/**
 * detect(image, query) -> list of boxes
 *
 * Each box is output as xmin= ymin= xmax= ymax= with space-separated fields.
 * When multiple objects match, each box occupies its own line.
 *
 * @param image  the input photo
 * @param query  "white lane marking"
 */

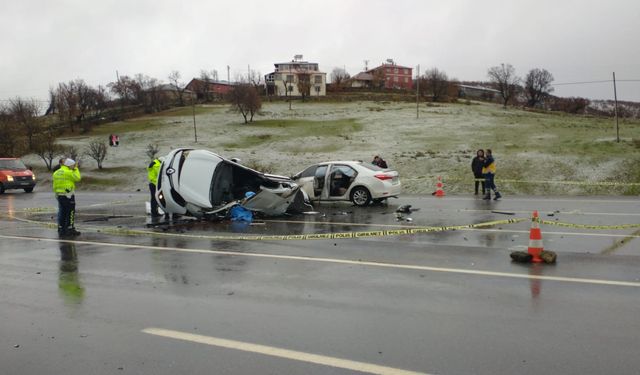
xmin=142 ymin=328 xmax=429 ymax=375
xmin=1 ymin=234 xmax=639 ymax=288
xmin=409 ymin=196 xmax=640 ymax=204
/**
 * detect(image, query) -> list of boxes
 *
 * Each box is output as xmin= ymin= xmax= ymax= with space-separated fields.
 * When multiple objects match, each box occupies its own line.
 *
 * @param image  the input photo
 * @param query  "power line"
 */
xmin=552 ymin=79 xmax=640 ymax=86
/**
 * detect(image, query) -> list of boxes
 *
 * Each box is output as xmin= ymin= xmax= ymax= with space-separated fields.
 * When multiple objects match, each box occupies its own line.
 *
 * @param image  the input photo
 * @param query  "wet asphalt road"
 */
xmin=1 ymin=191 xmax=639 ymax=375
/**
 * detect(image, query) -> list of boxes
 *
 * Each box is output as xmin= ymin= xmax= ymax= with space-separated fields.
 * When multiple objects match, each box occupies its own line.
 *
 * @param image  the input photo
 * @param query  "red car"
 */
xmin=0 ymin=158 xmax=36 ymax=193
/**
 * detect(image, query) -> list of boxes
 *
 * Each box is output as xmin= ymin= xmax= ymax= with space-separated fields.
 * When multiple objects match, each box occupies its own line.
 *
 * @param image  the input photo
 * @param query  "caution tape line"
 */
xmin=540 ymin=220 xmax=640 ymax=230
xmin=2 ymin=212 xmax=526 ymax=241
xmin=101 ymin=218 xmax=526 ymax=241
xmin=403 ymin=176 xmax=640 ymax=187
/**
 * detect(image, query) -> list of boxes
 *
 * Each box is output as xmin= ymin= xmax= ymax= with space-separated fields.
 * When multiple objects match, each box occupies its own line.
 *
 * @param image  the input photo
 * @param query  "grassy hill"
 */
xmin=25 ymin=101 xmax=640 ymax=195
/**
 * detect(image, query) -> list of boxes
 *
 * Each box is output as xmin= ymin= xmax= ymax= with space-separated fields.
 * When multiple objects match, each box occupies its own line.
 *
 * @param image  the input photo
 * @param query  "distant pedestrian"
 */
xmin=372 ymin=155 xmax=388 ymax=169
xmin=115 ymin=135 xmax=120 ymax=146
xmin=52 ymin=158 xmax=81 ymax=236
xmin=482 ymin=149 xmax=502 ymax=200
xmin=109 ymin=134 xmax=114 ymax=146
xmin=471 ymin=149 xmax=485 ymax=195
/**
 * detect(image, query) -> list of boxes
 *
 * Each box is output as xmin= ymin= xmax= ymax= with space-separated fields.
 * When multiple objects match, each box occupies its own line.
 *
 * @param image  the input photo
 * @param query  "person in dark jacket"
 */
xmin=372 ymin=155 xmax=388 ymax=168
xmin=471 ymin=150 xmax=485 ymax=195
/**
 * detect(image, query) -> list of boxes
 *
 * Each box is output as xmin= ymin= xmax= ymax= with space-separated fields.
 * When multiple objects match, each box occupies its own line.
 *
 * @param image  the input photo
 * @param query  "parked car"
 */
xmin=156 ymin=148 xmax=312 ymax=218
xmin=292 ymin=161 xmax=401 ymax=206
xmin=0 ymin=158 xmax=36 ymax=194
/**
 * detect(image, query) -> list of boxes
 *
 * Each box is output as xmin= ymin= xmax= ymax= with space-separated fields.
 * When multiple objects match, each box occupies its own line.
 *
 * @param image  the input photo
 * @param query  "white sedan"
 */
xmin=292 ymin=161 xmax=401 ymax=206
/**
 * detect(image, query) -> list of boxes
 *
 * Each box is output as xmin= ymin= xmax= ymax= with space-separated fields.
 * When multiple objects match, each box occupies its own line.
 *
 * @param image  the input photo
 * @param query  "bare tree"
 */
xmin=524 ymin=68 xmax=554 ymax=107
xmin=168 ymin=70 xmax=186 ymax=106
xmin=422 ymin=68 xmax=449 ymax=102
xmin=62 ymin=145 xmax=80 ymax=163
xmin=371 ymin=68 xmax=386 ymax=90
xmin=487 ymin=63 xmax=521 ymax=108
xmin=145 ymin=143 xmax=160 ymax=160
xmin=330 ymin=67 xmax=350 ymax=89
xmin=108 ymin=75 xmax=140 ymax=105
xmin=297 ymin=73 xmax=311 ymax=101
xmin=45 ymin=87 xmax=57 ymax=116
xmin=228 ymin=84 xmax=262 ymax=123
xmin=9 ymin=97 xmax=41 ymax=150
xmin=85 ymin=141 xmax=108 ymax=169
xmin=0 ymin=104 xmax=24 ymax=157
xmin=32 ymin=128 xmax=60 ymax=171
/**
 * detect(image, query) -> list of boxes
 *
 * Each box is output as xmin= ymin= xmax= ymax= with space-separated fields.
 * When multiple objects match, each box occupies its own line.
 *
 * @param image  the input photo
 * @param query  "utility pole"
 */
xmin=227 ymin=65 xmax=230 ymax=84
xmin=613 ymin=72 xmax=620 ymax=143
xmin=192 ymin=92 xmax=197 ymax=143
xmin=416 ymin=64 xmax=420 ymax=119
xmin=248 ymin=64 xmax=251 ymax=83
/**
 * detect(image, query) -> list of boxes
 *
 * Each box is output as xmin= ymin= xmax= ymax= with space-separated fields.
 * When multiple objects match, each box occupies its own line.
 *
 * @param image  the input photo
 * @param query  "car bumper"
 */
xmin=371 ymin=181 xmax=402 ymax=198
xmin=2 ymin=181 xmax=36 ymax=190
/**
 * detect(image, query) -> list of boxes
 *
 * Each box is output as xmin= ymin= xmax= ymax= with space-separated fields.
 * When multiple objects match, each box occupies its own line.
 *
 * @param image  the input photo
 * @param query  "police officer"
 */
xmin=52 ymin=158 xmax=81 ymax=236
xmin=147 ymin=157 xmax=163 ymax=217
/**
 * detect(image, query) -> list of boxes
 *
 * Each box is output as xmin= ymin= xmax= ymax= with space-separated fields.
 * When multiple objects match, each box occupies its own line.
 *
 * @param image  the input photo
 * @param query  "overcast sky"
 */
xmin=2 ymin=0 xmax=639 ymax=104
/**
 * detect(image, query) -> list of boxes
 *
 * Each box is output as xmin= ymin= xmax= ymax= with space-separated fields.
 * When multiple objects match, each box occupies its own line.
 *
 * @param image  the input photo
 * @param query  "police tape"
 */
xmin=539 ymin=220 xmax=640 ymax=230
xmin=403 ymin=176 xmax=640 ymax=187
xmin=97 ymin=217 xmax=527 ymax=241
xmin=3 ymin=212 xmax=526 ymax=241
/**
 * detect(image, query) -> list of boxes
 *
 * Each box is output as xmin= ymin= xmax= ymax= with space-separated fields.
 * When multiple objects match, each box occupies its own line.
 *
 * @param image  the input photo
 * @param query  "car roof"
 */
xmin=317 ymin=161 xmax=364 ymax=165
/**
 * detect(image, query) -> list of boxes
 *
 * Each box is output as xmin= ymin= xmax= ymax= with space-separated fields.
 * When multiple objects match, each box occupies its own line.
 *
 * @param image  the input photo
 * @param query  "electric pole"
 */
xmin=227 ymin=65 xmax=230 ymax=84
xmin=192 ymin=92 xmax=197 ymax=143
xmin=416 ymin=64 xmax=420 ymax=119
xmin=613 ymin=72 xmax=620 ymax=143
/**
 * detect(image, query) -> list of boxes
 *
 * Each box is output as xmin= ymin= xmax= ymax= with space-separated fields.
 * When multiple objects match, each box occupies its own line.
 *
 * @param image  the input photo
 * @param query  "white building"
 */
xmin=265 ymin=56 xmax=327 ymax=97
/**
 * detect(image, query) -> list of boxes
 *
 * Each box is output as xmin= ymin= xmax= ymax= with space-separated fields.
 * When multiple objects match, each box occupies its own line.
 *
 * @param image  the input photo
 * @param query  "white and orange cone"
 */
xmin=528 ymin=211 xmax=544 ymax=263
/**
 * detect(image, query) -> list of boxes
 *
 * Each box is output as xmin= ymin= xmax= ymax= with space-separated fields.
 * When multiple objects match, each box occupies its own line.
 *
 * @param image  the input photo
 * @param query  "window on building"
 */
xmin=394 ymin=76 xmax=399 ymax=82
xmin=286 ymin=75 xmax=294 ymax=83
xmin=288 ymin=85 xmax=294 ymax=92
xmin=315 ymin=86 xmax=321 ymax=93
xmin=404 ymin=69 xmax=408 ymax=74
xmin=394 ymin=68 xmax=399 ymax=73
xmin=314 ymin=75 xmax=322 ymax=84
xmin=404 ymin=77 xmax=408 ymax=83
xmin=275 ymin=74 xmax=281 ymax=80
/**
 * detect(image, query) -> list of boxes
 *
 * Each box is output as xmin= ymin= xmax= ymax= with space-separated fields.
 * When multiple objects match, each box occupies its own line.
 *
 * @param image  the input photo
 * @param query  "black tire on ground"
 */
xmin=350 ymin=186 xmax=371 ymax=206
xmin=24 ymin=187 xmax=34 ymax=193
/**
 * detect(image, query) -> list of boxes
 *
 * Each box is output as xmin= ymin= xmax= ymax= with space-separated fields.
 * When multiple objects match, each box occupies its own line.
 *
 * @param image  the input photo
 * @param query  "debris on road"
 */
xmin=510 ymin=251 xmax=533 ymax=263
xmin=491 ymin=210 xmax=516 ymax=215
xmin=540 ymin=250 xmax=557 ymax=264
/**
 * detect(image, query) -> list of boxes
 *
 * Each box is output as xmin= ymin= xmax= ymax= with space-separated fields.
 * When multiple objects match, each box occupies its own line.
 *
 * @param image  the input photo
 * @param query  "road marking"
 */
xmin=1 ymin=233 xmax=639 ymax=288
xmin=460 ymin=209 xmax=640 ymax=217
xmin=142 ymin=328 xmax=429 ymax=375
xmin=408 ymin=196 xmax=640 ymax=204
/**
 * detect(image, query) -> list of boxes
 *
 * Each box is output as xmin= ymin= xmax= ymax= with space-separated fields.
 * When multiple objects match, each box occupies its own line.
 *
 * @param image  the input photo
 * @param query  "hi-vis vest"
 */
xmin=482 ymin=158 xmax=496 ymax=174
xmin=147 ymin=159 xmax=161 ymax=186
xmin=52 ymin=165 xmax=81 ymax=195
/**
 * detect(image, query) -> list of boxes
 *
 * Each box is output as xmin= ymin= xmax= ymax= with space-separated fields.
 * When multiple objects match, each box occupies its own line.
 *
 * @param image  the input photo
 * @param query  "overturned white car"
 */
xmin=155 ymin=148 xmax=312 ymax=218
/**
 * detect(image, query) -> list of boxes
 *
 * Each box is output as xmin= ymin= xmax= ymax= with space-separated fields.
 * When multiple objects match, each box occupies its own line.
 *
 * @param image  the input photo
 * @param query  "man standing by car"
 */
xmin=471 ymin=149 xmax=485 ymax=195
xmin=147 ymin=157 xmax=163 ymax=217
xmin=52 ymin=158 xmax=81 ymax=236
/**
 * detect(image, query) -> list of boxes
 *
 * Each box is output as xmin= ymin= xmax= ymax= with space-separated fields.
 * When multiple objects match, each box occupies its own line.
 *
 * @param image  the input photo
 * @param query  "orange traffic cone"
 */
xmin=527 ymin=211 xmax=544 ymax=263
xmin=434 ymin=176 xmax=446 ymax=197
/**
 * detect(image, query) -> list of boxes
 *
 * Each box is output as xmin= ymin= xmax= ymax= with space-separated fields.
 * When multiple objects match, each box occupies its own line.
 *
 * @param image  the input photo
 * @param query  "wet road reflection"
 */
xmin=58 ymin=241 xmax=84 ymax=306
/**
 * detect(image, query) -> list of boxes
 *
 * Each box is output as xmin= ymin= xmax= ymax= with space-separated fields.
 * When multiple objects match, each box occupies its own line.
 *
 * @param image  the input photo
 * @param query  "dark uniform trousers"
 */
xmin=57 ymin=195 xmax=76 ymax=234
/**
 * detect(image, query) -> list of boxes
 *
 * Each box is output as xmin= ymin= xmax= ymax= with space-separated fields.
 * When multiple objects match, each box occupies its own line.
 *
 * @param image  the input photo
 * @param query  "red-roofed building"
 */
xmin=360 ymin=60 xmax=413 ymax=90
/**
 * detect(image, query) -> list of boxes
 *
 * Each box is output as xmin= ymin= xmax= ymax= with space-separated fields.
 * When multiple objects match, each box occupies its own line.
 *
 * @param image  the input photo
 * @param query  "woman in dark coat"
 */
xmin=471 ymin=149 xmax=485 ymax=195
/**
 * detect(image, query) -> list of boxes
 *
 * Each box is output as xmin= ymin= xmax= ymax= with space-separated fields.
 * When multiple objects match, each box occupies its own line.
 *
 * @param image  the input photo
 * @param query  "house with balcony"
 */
xmin=265 ymin=56 xmax=327 ymax=97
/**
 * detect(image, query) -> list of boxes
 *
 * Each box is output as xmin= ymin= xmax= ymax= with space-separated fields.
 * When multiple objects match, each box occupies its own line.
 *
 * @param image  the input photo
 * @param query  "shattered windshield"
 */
xmin=0 ymin=159 xmax=26 ymax=170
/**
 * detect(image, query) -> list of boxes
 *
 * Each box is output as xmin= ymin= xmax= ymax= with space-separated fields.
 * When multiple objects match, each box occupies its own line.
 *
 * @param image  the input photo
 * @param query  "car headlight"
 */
xmin=7 ymin=176 xmax=13 ymax=182
xmin=31 ymin=174 xmax=36 ymax=180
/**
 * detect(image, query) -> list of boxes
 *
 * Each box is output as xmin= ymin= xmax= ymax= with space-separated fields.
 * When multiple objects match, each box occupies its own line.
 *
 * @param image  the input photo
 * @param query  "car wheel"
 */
xmin=350 ymin=186 xmax=371 ymax=206
xmin=0 ymin=183 xmax=5 ymax=194
xmin=24 ymin=187 xmax=34 ymax=193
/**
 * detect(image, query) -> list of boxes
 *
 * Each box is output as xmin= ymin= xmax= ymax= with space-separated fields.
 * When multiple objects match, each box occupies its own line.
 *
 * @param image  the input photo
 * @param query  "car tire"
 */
xmin=350 ymin=186 xmax=371 ymax=207
xmin=23 ymin=187 xmax=34 ymax=193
